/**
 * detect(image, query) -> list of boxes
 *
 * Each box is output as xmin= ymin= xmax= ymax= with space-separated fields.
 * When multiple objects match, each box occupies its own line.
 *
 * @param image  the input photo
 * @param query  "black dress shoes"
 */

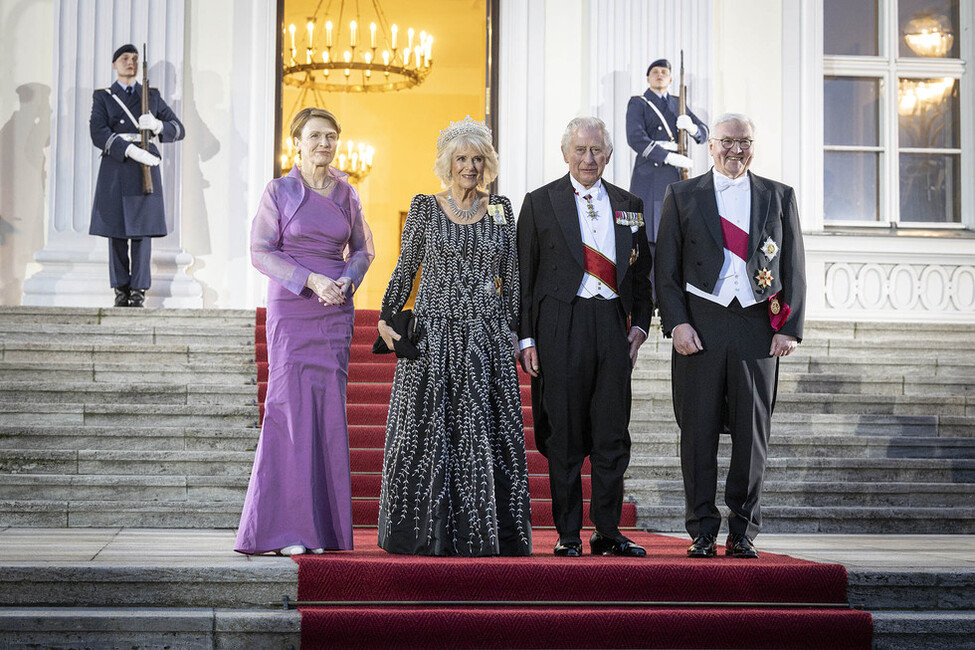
xmin=114 ymin=287 xmax=130 ymax=307
xmin=725 ymin=533 xmax=759 ymax=558
xmin=686 ymin=534 xmax=717 ymax=558
xmin=554 ymin=539 xmax=582 ymax=557
xmin=128 ymin=289 xmax=146 ymax=308
xmin=589 ymin=531 xmax=647 ymax=557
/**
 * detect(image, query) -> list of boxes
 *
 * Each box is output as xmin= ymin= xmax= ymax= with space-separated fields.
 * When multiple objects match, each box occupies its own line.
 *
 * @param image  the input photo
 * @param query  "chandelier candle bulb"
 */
xmin=326 ymin=21 xmax=333 ymax=47
xmin=370 ymin=23 xmax=377 ymax=49
xmin=289 ymin=23 xmax=296 ymax=51
xmin=391 ymin=24 xmax=398 ymax=49
xmin=350 ymin=21 xmax=357 ymax=47
xmin=408 ymin=27 xmax=414 ymax=50
xmin=307 ymin=21 xmax=314 ymax=47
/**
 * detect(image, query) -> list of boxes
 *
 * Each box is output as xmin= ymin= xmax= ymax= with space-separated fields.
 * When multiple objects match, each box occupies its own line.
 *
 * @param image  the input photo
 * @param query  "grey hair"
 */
xmin=560 ymin=116 xmax=614 ymax=155
xmin=711 ymin=112 xmax=756 ymax=135
xmin=433 ymin=131 xmax=500 ymax=188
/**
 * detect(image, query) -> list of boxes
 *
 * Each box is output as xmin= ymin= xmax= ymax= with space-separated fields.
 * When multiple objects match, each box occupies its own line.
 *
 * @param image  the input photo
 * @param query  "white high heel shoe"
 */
xmin=310 ymin=548 xmax=325 ymax=554
xmin=279 ymin=544 xmax=307 ymax=555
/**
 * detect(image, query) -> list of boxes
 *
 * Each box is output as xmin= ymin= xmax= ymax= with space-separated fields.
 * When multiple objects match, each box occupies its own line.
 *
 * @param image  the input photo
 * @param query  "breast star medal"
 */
xmin=761 ymin=237 xmax=779 ymax=261
xmin=756 ymin=268 xmax=774 ymax=289
xmin=487 ymin=204 xmax=506 ymax=225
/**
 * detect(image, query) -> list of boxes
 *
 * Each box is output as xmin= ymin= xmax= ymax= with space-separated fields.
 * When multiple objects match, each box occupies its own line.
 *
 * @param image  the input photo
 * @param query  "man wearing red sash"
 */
xmin=517 ymin=116 xmax=653 ymax=558
xmin=655 ymin=113 xmax=806 ymax=559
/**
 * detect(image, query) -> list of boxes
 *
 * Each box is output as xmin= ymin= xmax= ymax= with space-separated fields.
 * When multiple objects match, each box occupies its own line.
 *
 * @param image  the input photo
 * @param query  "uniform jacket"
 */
xmin=655 ymin=170 xmax=807 ymax=341
xmin=89 ymin=80 xmax=185 ymax=238
xmin=517 ymin=173 xmax=654 ymax=342
xmin=625 ymin=89 xmax=708 ymax=242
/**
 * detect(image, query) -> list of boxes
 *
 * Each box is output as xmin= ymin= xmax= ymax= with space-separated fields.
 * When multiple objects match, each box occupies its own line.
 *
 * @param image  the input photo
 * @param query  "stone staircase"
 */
xmin=0 ymin=307 xmax=973 ymax=533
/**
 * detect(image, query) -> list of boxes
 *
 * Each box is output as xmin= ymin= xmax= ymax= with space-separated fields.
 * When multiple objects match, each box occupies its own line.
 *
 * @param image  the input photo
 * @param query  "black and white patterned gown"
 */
xmin=378 ymin=193 xmax=532 ymax=556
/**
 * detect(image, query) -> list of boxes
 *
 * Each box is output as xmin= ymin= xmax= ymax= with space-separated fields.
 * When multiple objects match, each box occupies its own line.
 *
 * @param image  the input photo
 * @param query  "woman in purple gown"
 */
xmin=235 ymin=107 xmax=374 ymax=555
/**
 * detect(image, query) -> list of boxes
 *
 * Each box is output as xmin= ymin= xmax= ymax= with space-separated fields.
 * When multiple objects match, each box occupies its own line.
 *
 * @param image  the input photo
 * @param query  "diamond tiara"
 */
xmin=436 ymin=115 xmax=492 ymax=152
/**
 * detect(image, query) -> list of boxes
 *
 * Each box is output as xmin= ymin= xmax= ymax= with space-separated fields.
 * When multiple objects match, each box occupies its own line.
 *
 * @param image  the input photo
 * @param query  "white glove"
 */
xmin=664 ymin=153 xmax=693 ymax=169
xmin=125 ymin=144 xmax=161 ymax=166
xmin=138 ymin=113 xmax=164 ymax=135
xmin=656 ymin=140 xmax=679 ymax=152
xmin=676 ymin=114 xmax=699 ymax=136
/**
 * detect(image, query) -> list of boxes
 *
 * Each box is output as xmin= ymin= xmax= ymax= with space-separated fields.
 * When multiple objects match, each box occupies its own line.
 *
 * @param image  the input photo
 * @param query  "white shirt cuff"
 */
xmin=519 ymin=338 xmax=535 ymax=350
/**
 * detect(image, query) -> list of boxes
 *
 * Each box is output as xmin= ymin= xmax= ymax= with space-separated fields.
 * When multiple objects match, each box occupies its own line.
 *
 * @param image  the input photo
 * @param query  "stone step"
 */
xmin=0 ymin=474 xmax=250 ymax=502
xmin=631 ymin=370 xmax=975 ymax=396
xmin=626 ymin=479 xmax=975 ymax=508
xmin=629 ymin=413 xmax=975 ymax=438
xmin=870 ymin=611 xmax=975 ymax=650
xmin=0 ymin=449 xmax=255 ymax=478
xmin=626 ymin=455 xmax=975 ymax=482
xmin=629 ymin=432 xmax=975 ymax=459
xmin=631 ymin=392 xmax=975 ymax=417
xmin=0 ymin=381 xmax=257 ymax=406
xmin=0 ymin=361 xmax=257 ymax=384
xmin=849 ymin=571 xmax=975 ymax=611
xmin=0 ymin=499 xmax=248 ymax=527
xmin=0 ymin=341 xmax=254 ymax=365
xmin=0 ymin=323 xmax=255 ymax=347
xmin=0 ymin=306 xmax=256 ymax=328
xmin=0 ymin=403 xmax=259 ymax=428
xmin=0 ymin=607 xmax=301 ymax=650
xmin=0 ymin=425 xmax=260 ymax=451
xmin=636 ymin=505 xmax=975 ymax=534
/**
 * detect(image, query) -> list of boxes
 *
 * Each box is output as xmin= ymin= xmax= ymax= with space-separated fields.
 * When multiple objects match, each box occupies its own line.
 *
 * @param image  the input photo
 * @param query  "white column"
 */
xmin=22 ymin=0 xmax=202 ymax=308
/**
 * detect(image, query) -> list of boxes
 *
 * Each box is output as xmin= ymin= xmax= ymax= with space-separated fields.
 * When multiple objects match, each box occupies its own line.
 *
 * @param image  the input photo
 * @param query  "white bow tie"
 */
xmin=714 ymin=173 xmax=748 ymax=192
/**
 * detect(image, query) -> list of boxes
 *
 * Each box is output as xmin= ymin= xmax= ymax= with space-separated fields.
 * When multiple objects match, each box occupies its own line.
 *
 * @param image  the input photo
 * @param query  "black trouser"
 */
xmin=535 ymin=296 xmax=632 ymax=543
xmin=672 ymin=294 xmax=778 ymax=540
xmin=109 ymin=237 xmax=152 ymax=290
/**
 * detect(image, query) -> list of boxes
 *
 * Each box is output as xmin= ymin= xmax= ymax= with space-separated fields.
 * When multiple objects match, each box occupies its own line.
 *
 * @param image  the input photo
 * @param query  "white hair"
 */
xmin=711 ymin=112 xmax=756 ymax=135
xmin=560 ymin=116 xmax=614 ymax=155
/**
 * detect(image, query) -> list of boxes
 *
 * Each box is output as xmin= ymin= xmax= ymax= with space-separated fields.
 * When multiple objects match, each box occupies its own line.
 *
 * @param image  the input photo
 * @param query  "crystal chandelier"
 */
xmin=903 ymin=12 xmax=954 ymax=58
xmin=283 ymin=0 xmax=434 ymax=93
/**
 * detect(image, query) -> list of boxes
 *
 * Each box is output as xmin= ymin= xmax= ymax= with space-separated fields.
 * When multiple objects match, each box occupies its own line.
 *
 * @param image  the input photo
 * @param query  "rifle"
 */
xmin=140 ymin=43 xmax=154 ymax=194
xmin=677 ymin=50 xmax=689 ymax=181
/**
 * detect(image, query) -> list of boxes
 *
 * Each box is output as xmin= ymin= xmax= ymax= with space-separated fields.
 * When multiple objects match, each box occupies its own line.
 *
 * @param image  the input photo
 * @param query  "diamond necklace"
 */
xmin=447 ymin=192 xmax=481 ymax=220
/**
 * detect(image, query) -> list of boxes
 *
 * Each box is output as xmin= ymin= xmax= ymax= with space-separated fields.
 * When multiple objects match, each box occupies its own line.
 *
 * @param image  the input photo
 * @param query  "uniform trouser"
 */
xmin=535 ymin=296 xmax=632 ymax=543
xmin=109 ymin=237 xmax=152 ymax=290
xmin=672 ymin=294 xmax=778 ymax=540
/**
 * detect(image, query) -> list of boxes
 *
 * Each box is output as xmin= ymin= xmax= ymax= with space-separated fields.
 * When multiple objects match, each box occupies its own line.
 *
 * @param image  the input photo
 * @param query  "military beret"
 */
xmin=646 ymin=58 xmax=671 ymax=75
xmin=113 ymin=44 xmax=138 ymax=62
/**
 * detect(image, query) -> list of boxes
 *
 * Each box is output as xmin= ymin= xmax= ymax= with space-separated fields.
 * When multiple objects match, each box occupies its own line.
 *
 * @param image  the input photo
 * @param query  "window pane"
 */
xmin=825 ymin=152 xmax=880 ymax=222
xmin=898 ymin=77 xmax=960 ymax=148
xmin=899 ymin=0 xmax=959 ymax=58
xmin=824 ymin=77 xmax=880 ymax=146
xmin=824 ymin=0 xmax=878 ymax=55
xmin=900 ymin=153 xmax=961 ymax=223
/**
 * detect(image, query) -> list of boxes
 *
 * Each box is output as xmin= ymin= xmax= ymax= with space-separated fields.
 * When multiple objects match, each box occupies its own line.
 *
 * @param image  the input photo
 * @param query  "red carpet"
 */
xmin=254 ymin=309 xmax=872 ymax=648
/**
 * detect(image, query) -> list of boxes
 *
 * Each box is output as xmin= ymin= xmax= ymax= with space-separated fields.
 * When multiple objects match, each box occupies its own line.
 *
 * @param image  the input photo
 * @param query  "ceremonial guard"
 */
xmin=89 ymin=44 xmax=185 ymax=307
xmin=625 ymin=58 xmax=708 ymax=256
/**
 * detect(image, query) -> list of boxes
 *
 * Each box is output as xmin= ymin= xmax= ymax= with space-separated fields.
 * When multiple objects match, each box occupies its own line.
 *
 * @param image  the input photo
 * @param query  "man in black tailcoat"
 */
xmin=655 ymin=112 xmax=806 ymax=559
xmin=517 ymin=116 xmax=653 ymax=558
xmin=90 ymin=43 xmax=185 ymax=307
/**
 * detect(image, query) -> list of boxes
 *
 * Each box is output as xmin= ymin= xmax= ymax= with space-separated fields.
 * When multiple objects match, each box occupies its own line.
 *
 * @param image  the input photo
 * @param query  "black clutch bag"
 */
xmin=372 ymin=310 xmax=422 ymax=359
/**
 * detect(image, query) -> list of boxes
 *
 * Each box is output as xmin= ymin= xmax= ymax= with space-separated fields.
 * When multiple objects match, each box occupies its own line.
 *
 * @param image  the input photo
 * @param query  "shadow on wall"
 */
xmin=0 ymin=82 xmax=51 ymax=305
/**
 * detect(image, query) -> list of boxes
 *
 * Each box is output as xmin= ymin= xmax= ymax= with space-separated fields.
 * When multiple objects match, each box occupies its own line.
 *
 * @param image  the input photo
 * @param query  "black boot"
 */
xmin=128 ymin=289 xmax=146 ymax=308
xmin=114 ymin=286 xmax=130 ymax=307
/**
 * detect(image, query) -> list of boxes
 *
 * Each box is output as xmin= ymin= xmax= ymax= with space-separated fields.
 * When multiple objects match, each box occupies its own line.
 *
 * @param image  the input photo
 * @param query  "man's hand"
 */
xmin=627 ymin=327 xmax=647 ymax=367
xmin=664 ymin=153 xmax=693 ymax=169
xmin=770 ymin=333 xmax=798 ymax=357
xmin=676 ymin=114 xmax=699 ymax=136
xmin=124 ymin=144 xmax=160 ymax=166
xmin=672 ymin=323 xmax=703 ymax=356
xmin=519 ymin=346 xmax=539 ymax=378
xmin=138 ymin=113 xmax=164 ymax=135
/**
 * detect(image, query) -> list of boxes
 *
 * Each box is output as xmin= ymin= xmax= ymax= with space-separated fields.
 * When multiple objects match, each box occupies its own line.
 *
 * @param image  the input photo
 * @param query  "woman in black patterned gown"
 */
xmin=376 ymin=117 xmax=532 ymax=556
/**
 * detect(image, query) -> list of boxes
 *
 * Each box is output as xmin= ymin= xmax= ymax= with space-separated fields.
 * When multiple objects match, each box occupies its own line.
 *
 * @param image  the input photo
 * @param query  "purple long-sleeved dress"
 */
xmin=235 ymin=165 xmax=374 ymax=554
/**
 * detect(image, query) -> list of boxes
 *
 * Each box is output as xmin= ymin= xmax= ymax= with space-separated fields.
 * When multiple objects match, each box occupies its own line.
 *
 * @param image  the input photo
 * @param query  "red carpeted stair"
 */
xmin=255 ymin=307 xmax=635 ymax=529
xmin=254 ymin=308 xmax=872 ymax=648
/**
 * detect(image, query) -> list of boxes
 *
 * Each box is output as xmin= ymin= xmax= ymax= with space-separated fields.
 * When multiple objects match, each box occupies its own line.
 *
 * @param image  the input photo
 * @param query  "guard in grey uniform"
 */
xmin=90 ymin=43 xmax=184 ymax=307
